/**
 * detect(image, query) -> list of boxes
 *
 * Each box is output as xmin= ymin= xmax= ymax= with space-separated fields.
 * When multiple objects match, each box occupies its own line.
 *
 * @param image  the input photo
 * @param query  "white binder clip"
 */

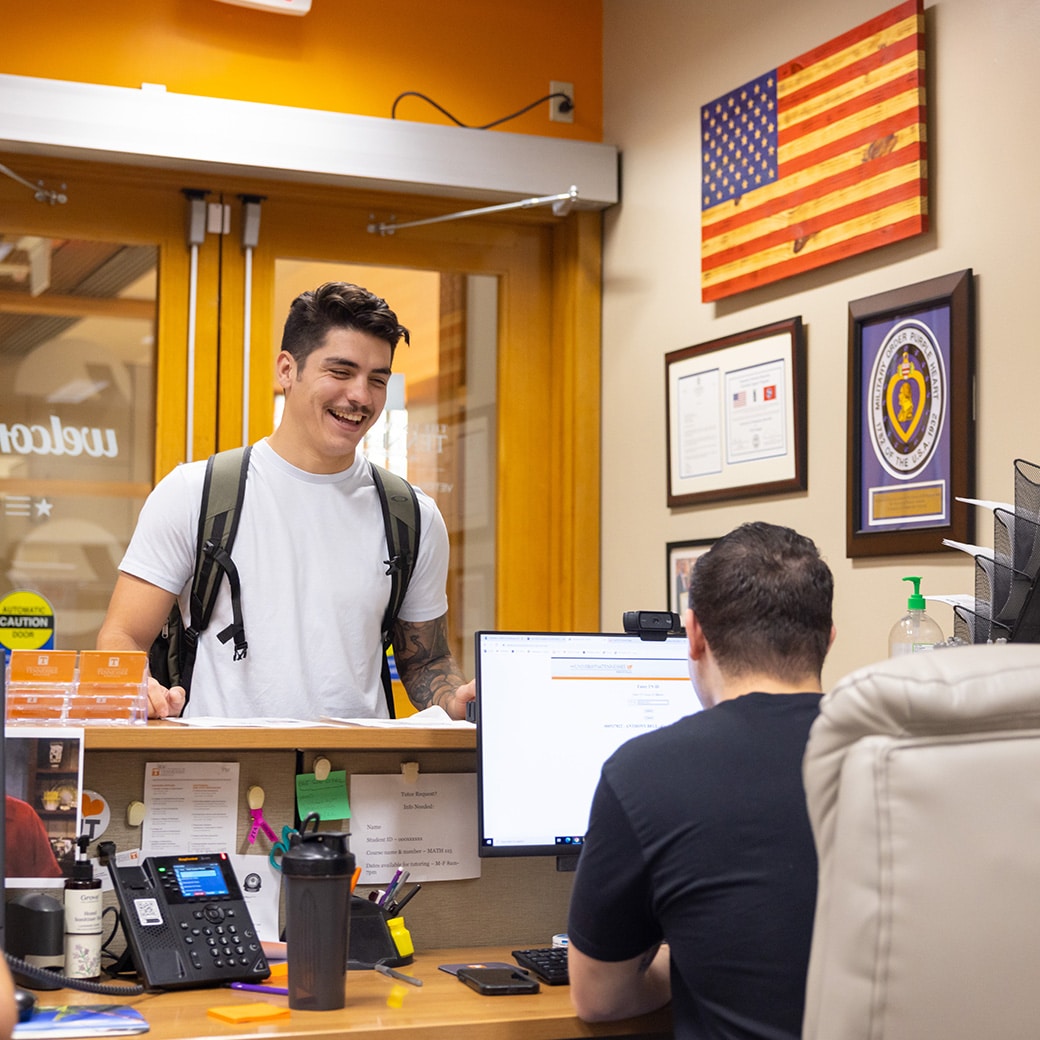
xmin=400 ymin=761 xmax=420 ymax=785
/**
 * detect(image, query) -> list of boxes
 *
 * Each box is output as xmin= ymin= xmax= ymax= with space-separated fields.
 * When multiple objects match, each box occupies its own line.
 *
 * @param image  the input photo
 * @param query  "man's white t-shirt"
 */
xmin=119 ymin=438 xmax=449 ymax=719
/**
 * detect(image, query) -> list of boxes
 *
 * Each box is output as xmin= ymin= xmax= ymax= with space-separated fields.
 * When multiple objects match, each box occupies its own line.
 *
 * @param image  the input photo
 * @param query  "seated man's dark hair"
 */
xmin=688 ymin=521 xmax=833 ymax=684
xmin=281 ymin=281 xmax=410 ymax=365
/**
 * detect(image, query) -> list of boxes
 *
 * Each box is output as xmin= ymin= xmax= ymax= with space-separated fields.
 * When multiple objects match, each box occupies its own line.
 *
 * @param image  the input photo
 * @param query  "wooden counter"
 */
xmin=31 ymin=947 xmax=672 ymax=1040
xmin=81 ymin=722 xmax=476 ymax=752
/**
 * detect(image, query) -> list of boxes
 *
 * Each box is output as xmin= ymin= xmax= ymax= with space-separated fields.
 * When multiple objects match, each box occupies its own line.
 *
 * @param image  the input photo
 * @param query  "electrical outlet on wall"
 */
xmin=550 ymin=81 xmax=574 ymax=123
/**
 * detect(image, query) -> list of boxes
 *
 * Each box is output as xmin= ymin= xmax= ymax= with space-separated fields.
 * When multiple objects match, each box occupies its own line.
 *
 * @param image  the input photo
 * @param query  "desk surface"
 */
xmin=35 ymin=948 xmax=671 ymax=1040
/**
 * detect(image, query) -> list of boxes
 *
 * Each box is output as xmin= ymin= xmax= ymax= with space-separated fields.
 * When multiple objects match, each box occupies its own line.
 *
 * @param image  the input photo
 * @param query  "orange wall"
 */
xmin=1 ymin=0 xmax=602 ymax=142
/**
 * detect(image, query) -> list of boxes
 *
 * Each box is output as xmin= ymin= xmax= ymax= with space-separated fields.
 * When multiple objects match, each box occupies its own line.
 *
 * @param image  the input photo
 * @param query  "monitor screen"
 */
xmin=475 ymin=630 xmax=700 ymax=862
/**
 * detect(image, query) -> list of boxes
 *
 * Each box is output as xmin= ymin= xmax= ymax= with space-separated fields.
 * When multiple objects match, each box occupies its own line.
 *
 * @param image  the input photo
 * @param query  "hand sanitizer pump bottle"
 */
xmin=889 ymin=576 xmax=944 ymax=656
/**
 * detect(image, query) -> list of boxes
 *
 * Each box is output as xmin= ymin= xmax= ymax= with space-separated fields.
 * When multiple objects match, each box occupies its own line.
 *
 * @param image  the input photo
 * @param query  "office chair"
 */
xmin=802 ymin=644 xmax=1040 ymax=1040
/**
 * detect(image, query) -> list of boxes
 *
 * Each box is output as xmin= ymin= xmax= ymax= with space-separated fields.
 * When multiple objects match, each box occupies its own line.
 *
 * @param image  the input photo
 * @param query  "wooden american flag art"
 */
xmin=700 ymin=0 xmax=927 ymax=302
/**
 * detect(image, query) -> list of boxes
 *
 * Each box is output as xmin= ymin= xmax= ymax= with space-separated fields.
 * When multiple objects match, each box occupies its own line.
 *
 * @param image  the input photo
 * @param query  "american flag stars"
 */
xmin=702 ymin=74 xmax=779 ymax=208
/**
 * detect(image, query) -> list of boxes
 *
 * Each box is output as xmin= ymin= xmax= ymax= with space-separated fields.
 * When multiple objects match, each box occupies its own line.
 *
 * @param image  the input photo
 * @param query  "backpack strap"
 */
xmin=184 ymin=446 xmax=252 ymax=687
xmin=371 ymin=464 xmax=421 ymax=718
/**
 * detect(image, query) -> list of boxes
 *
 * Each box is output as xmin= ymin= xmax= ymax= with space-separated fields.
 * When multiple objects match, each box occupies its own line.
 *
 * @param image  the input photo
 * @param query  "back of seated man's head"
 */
xmin=688 ymin=522 xmax=833 ymax=684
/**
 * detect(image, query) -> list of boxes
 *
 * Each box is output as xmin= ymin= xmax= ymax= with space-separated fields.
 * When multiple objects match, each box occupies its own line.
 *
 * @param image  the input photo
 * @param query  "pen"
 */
xmin=375 ymin=963 xmax=423 ymax=987
xmin=386 ymin=868 xmax=409 ymax=904
xmin=387 ymin=882 xmax=421 ymax=916
xmin=378 ymin=866 xmax=404 ymax=907
xmin=227 ymin=982 xmax=289 ymax=995
xmin=350 ymin=865 xmax=362 ymax=893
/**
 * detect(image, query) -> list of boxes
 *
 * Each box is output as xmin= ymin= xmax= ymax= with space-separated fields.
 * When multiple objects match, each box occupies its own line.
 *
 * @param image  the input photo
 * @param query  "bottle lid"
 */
xmin=68 ymin=834 xmax=95 ymax=881
xmin=281 ymin=831 xmax=355 ymax=877
xmin=902 ymin=576 xmax=926 ymax=610
xmin=70 ymin=858 xmax=94 ymax=881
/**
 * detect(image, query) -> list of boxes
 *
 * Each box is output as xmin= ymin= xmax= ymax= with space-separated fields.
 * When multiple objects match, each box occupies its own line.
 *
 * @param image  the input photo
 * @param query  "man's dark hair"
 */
xmin=688 ymin=521 xmax=833 ymax=683
xmin=280 ymin=282 xmax=410 ymax=366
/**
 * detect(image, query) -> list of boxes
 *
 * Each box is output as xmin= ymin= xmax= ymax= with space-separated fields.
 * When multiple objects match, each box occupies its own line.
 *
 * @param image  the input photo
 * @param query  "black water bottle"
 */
xmin=282 ymin=820 xmax=355 ymax=1011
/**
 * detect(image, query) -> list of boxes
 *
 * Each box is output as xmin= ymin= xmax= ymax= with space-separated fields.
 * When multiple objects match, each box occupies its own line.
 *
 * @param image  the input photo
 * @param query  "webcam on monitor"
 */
xmin=622 ymin=611 xmax=683 ymax=641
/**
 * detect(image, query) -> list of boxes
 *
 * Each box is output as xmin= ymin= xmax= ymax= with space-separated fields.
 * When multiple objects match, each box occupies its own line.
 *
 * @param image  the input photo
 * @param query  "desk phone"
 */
xmin=108 ymin=852 xmax=269 ymax=990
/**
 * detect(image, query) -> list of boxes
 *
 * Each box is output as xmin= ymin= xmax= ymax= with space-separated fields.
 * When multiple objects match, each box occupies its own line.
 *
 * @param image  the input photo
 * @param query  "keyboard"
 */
xmin=511 ymin=946 xmax=569 ymax=986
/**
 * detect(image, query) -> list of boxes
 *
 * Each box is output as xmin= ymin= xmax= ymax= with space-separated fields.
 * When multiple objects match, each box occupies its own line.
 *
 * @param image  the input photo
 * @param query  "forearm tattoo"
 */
xmin=393 ymin=615 xmax=466 ymax=711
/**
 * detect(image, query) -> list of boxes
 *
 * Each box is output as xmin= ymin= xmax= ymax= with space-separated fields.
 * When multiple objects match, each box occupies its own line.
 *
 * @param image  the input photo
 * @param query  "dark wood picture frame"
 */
xmin=666 ymin=318 xmax=807 ymax=508
xmin=666 ymin=538 xmax=716 ymax=617
xmin=846 ymin=269 xmax=976 ymax=558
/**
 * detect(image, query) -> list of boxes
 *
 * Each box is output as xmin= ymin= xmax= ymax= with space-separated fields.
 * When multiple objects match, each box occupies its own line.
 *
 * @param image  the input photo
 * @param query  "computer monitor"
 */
xmin=475 ymin=630 xmax=700 ymax=869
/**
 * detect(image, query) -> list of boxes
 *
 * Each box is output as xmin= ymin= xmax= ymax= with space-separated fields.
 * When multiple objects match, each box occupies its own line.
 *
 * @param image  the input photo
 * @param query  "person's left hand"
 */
xmin=147 ymin=677 xmax=186 ymax=719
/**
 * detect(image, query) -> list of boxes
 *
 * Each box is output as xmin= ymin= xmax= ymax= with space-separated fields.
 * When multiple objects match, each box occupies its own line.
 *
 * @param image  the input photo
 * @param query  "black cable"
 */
xmin=99 ymin=905 xmax=135 ymax=975
xmin=390 ymin=91 xmax=573 ymax=130
xmin=100 ymin=905 xmax=121 ymax=953
xmin=5 ymin=953 xmax=145 ymax=996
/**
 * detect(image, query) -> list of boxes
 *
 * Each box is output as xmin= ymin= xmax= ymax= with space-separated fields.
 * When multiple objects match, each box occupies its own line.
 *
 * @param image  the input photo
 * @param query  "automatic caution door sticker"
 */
xmin=0 ymin=589 xmax=55 ymax=652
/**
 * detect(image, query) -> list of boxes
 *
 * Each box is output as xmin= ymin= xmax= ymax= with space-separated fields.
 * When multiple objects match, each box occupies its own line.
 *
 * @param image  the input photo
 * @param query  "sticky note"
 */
xmin=207 ymin=1002 xmax=292 ymax=1023
xmin=296 ymin=769 xmax=351 ymax=821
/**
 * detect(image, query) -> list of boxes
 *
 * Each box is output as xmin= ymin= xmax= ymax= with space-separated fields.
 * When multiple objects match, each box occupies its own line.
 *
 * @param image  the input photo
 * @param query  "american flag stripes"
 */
xmin=700 ymin=0 xmax=927 ymax=302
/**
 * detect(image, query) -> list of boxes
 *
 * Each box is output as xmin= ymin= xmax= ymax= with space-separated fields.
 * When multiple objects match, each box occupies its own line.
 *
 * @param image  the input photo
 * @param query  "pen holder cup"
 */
xmin=348 ymin=895 xmax=413 ymax=969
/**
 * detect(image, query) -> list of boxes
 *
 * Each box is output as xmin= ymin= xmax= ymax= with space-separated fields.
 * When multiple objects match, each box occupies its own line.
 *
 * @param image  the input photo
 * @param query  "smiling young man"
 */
xmin=98 ymin=282 xmax=474 ymax=721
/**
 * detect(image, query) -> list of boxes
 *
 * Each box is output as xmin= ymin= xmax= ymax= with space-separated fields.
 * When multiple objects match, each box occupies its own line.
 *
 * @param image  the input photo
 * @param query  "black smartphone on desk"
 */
xmin=456 ymin=966 xmax=540 ymax=995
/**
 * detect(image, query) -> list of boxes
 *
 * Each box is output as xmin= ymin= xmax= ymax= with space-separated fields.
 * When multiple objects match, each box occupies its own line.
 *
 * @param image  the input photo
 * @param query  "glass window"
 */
xmin=0 ymin=234 xmax=157 ymax=649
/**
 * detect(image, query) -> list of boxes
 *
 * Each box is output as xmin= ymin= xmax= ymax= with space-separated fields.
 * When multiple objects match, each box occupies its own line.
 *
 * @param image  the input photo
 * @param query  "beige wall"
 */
xmin=600 ymin=0 xmax=1040 ymax=688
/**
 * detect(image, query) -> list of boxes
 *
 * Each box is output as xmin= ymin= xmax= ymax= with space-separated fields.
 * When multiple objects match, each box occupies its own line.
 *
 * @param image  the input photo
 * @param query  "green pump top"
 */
xmin=902 ymin=576 xmax=926 ymax=610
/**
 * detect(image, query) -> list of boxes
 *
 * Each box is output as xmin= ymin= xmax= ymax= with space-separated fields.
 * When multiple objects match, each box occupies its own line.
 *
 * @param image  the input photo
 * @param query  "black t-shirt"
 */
xmin=568 ymin=692 xmax=823 ymax=1040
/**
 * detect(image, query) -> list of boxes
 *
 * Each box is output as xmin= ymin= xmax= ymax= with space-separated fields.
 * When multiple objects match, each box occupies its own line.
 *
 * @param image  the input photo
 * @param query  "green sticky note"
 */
xmin=296 ymin=770 xmax=351 ymax=822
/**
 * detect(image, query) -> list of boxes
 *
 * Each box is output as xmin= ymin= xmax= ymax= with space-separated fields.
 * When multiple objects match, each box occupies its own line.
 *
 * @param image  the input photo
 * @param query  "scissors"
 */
xmin=268 ymin=812 xmax=322 ymax=870
xmin=246 ymin=785 xmax=279 ymax=846
xmin=268 ymin=825 xmax=299 ymax=870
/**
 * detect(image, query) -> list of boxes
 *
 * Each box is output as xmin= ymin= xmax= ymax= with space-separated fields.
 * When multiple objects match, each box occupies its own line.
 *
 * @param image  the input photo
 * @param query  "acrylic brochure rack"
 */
xmin=5 ymin=649 xmax=149 ymax=726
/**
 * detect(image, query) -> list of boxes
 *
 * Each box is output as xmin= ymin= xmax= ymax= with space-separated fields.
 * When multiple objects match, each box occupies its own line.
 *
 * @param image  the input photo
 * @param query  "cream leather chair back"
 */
xmin=802 ymin=644 xmax=1040 ymax=1040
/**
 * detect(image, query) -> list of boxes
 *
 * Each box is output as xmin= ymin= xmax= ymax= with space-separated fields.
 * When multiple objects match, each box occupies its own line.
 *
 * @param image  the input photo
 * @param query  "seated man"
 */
xmin=567 ymin=521 xmax=835 ymax=1040
xmin=5 ymin=795 xmax=63 ymax=879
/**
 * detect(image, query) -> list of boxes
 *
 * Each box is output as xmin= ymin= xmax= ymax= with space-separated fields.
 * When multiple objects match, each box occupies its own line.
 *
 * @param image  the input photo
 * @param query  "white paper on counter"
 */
xmin=322 ymin=705 xmax=474 ymax=729
xmin=167 ymin=716 xmax=325 ymax=727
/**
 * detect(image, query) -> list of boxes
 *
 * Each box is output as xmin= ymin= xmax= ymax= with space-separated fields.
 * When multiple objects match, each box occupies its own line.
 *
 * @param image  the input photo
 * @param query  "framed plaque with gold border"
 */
xmin=846 ymin=269 xmax=975 ymax=558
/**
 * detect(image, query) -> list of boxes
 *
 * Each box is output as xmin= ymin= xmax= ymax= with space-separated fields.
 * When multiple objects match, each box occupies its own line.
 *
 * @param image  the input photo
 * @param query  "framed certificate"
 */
xmin=665 ymin=318 xmax=807 ymax=507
